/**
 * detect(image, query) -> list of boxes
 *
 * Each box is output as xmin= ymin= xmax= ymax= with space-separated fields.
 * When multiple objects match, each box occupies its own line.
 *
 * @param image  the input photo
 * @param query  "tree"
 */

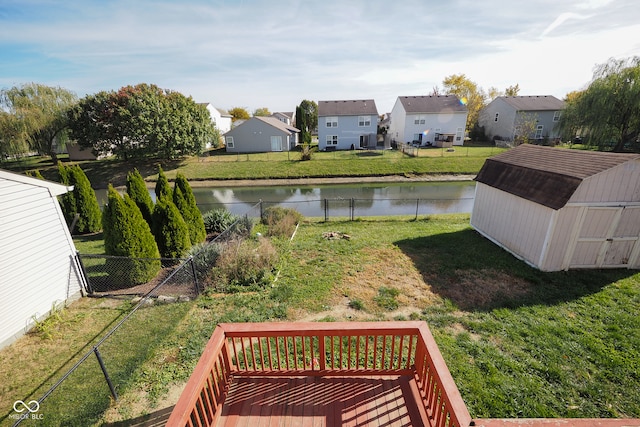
xmin=155 ymin=165 xmax=172 ymax=201
xmin=126 ymin=168 xmax=154 ymax=226
xmin=253 ymin=107 xmax=271 ymax=117
xmin=228 ymin=107 xmax=250 ymax=122
xmin=295 ymin=100 xmax=318 ymax=146
xmin=513 ymin=112 xmax=539 ymax=145
xmin=152 ymin=197 xmax=192 ymax=258
xmin=58 ymin=163 xmax=101 ymax=234
xmin=442 ymin=74 xmax=486 ymax=131
xmin=505 ymin=84 xmax=520 ymax=97
xmin=0 ymin=83 xmax=77 ymax=163
xmin=102 ymin=185 xmax=161 ymax=287
xmin=559 ymin=57 xmax=640 ymax=152
xmin=67 ymin=83 xmax=216 ymax=159
xmin=173 ymin=173 xmax=206 ymax=245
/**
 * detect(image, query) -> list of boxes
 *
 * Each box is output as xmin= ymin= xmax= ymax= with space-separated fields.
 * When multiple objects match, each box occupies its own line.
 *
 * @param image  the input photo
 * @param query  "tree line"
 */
xmin=53 ymin=163 xmax=207 ymax=286
xmin=2 ymin=57 xmax=639 ymax=155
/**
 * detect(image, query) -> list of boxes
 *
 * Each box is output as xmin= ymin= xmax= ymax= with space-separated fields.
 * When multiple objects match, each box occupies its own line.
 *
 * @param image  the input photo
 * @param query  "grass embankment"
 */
xmin=2 ymin=215 xmax=637 ymax=425
xmin=1 ymin=145 xmax=504 ymax=188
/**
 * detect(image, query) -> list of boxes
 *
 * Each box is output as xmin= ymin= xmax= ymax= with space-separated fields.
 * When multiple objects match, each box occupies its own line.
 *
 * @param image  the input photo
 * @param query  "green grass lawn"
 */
xmin=1 ymin=215 xmax=638 ymax=425
xmin=1 ymin=145 xmax=506 ymax=188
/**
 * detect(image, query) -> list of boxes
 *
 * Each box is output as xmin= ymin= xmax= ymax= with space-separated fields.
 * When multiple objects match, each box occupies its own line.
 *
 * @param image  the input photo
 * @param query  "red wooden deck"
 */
xmin=166 ymin=322 xmax=640 ymax=427
xmin=218 ymin=375 xmax=427 ymax=427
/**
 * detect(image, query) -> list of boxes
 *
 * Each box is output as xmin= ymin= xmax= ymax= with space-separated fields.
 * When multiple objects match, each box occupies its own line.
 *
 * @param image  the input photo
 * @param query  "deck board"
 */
xmin=216 ymin=375 xmax=426 ymax=427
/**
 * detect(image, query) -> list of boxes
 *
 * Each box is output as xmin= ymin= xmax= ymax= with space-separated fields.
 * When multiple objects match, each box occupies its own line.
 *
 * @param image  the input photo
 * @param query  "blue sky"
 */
xmin=1 ymin=0 xmax=639 ymax=113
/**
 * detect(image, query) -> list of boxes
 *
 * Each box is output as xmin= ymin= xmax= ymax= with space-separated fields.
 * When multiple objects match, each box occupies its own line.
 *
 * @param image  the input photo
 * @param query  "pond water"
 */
xmin=191 ymin=181 xmax=476 ymax=218
xmin=97 ymin=181 xmax=476 ymax=218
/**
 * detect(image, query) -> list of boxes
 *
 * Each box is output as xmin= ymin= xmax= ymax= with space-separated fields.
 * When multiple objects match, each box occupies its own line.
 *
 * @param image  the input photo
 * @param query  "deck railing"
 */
xmin=167 ymin=321 xmax=472 ymax=427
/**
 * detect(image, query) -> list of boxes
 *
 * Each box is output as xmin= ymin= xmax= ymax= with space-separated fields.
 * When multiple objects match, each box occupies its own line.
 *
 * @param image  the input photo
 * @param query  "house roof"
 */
xmin=498 ymin=95 xmax=565 ymax=111
xmin=0 ymin=169 xmax=72 ymax=196
xmin=397 ymin=95 xmax=467 ymax=113
xmin=318 ymin=99 xmax=378 ymax=117
xmin=224 ymin=116 xmax=299 ymax=135
xmin=475 ymin=145 xmax=640 ymax=210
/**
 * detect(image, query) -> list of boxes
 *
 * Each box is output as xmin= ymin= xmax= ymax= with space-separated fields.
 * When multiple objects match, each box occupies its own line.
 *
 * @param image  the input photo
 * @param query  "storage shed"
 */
xmin=0 ymin=170 xmax=85 ymax=349
xmin=471 ymin=145 xmax=640 ymax=271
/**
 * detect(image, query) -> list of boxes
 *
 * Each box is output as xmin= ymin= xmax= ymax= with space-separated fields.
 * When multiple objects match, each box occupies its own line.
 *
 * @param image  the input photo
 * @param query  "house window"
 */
xmin=535 ymin=125 xmax=544 ymax=139
xmin=271 ymin=136 xmax=282 ymax=151
xmin=358 ymin=116 xmax=371 ymax=127
xmin=225 ymin=136 xmax=234 ymax=148
xmin=456 ymin=127 xmax=463 ymax=141
xmin=413 ymin=115 xmax=426 ymax=125
xmin=553 ymin=111 xmax=561 ymax=122
xmin=326 ymin=116 xmax=338 ymax=127
xmin=326 ymin=135 xmax=338 ymax=145
xmin=494 ymin=113 xmax=499 ymax=122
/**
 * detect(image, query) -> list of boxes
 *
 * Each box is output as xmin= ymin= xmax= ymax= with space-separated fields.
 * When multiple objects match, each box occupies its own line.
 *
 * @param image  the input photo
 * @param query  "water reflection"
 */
xmin=191 ymin=181 xmax=476 ymax=217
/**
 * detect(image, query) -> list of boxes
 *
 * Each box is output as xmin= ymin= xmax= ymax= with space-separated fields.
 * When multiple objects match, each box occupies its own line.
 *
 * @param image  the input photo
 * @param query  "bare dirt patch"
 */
xmin=298 ymin=246 xmax=437 ymax=321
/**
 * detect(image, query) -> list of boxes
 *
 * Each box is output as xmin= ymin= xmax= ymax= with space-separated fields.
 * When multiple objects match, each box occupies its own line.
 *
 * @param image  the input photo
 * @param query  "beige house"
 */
xmin=471 ymin=145 xmax=640 ymax=271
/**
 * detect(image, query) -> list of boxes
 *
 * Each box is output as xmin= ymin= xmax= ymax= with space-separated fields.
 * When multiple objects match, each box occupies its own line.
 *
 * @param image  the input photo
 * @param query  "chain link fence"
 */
xmin=9 ymin=203 xmax=261 ymax=426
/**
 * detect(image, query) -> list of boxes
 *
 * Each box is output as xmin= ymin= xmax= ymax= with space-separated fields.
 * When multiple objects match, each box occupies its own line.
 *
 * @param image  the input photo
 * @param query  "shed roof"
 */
xmin=318 ymin=99 xmax=378 ymax=117
xmin=397 ymin=95 xmax=467 ymax=113
xmin=498 ymin=95 xmax=565 ymax=111
xmin=475 ymin=145 xmax=640 ymax=210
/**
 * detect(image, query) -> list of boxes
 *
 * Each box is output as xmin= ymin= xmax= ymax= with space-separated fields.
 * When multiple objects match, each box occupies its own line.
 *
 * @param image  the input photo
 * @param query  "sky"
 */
xmin=1 ymin=0 xmax=639 ymax=114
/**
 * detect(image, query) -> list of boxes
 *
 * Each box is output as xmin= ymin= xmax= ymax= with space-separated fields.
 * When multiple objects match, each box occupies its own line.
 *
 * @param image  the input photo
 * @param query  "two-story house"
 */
xmin=478 ymin=95 xmax=565 ymax=143
xmin=200 ymin=103 xmax=233 ymax=134
xmin=388 ymin=96 xmax=468 ymax=147
xmin=318 ymin=99 xmax=378 ymax=151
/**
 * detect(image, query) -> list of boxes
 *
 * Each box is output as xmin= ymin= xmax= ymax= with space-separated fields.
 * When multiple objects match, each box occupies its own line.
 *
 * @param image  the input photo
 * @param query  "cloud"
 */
xmin=541 ymin=12 xmax=592 ymax=37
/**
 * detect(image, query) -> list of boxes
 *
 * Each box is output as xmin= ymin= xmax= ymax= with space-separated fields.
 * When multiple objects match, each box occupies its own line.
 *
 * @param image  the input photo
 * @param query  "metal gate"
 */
xmin=565 ymin=205 xmax=640 ymax=269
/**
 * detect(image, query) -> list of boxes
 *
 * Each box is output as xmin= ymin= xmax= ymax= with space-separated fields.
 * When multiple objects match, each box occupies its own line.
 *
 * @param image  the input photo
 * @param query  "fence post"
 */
xmin=351 ymin=198 xmax=355 ymax=221
xmin=324 ymin=198 xmax=328 ymax=222
xmin=415 ymin=199 xmax=420 ymax=220
xmin=189 ymin=257 xmax=199 ymax=296
xmin=94 ymin=347 xmax=118 ymax=401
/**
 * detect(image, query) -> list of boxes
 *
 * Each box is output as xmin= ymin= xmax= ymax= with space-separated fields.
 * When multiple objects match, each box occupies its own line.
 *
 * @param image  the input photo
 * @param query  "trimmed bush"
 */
xmin=155 ymin=165 xmax=172 ymax=201
xmin=173 ymin=173 xmax=206 ymax=245
xmin=126 ymin=168 xmax=154 ymax=226
xmin=102 ymin=185 xmax=161 ymax=288
xmin=262 ymin=206 xmax=303 ymax=238
xmin=58 ymin=163 xmax=101 ymax=234
xmin=202 ymin=208 xmax=238 ymax=234
xmin=151 ymin=197 xmax=191 ymax=258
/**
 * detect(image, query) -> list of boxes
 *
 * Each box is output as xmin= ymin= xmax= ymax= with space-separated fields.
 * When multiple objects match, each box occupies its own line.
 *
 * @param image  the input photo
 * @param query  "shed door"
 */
xmin=567 ymin=206 xmax=640 ymax=269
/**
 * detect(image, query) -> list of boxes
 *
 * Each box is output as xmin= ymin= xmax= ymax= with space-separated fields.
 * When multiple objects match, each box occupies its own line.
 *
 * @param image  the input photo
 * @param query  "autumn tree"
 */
xmin=559 ymin=57 xmax=640 ymax=152
xmin=253 ymin=107 xmax=271 ymax=117
xmin=442 ymin=74 xmax=486 ymax=131
xmin=67 ymin=83 xmax=216 ymax=159
xmin=0 ymin=83 xmax=77 ymax=163
xmin=228 ymin=107 xmax=250 ymax=122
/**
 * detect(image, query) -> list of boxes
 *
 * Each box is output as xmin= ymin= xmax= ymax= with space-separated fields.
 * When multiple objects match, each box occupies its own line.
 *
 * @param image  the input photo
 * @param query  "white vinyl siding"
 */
xmin=0 ymin=174 xmax=82 ymax=349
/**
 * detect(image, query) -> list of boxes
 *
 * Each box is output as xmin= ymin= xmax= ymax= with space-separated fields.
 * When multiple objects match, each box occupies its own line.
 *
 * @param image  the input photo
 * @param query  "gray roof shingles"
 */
xmin=318 ymin=99 xmax=378 ymax=116
xmin=499 ymin=95 xmax=565 ymax=111
xmin=475 ymin=144 xmax=639 ymax=210
xmin=398 ymin=95 xmax=467 ymax=113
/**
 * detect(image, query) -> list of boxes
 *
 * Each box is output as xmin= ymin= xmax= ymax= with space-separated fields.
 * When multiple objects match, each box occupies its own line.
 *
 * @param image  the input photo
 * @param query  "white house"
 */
xmin=223 ymin=117 xmax=300 ymax=153
xmin=388 ymin=96 xmax=468 ymax=147
xmin=318 ymin=99 xmax=378 ymax=151
xmin=0 ymin=170 xmax=85 ymax=349
xmin=200 ymin=102 xmax=232 ymax=135
xmin=271 ymin=112 xmax=295 ymax=126
xmin=477 ymin=95 xmax=565 ymax=143
xmin=471 ymin=145 xmax=640 ymax=271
